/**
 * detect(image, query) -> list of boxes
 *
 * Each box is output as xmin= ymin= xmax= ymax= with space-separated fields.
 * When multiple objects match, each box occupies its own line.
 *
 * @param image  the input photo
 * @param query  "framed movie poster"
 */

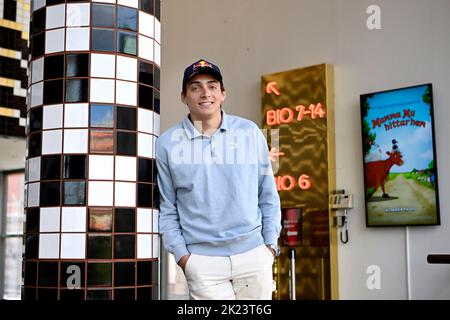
xmin=360 ymin=83 xmax=440 ymax=227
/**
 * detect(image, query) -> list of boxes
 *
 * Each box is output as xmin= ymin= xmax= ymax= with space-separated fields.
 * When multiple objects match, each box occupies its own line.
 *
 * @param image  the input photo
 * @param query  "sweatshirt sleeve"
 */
xmin=156 ymin=140 xmax=189 ymax=263
xmin=256 ymin=129 xmax=282 ymax=245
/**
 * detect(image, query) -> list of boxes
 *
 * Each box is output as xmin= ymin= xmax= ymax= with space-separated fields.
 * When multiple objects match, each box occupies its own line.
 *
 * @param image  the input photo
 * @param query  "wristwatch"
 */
xmin=267 ymin=244 xmax=280 ymax=257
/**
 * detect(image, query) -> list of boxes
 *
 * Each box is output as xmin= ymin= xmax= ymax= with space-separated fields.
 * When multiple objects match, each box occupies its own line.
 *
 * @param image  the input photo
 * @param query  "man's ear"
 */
xmin=221 ymin=90 xmax=227 ymax=103
xmin=181 ymin=92 xmax=186 ymax=105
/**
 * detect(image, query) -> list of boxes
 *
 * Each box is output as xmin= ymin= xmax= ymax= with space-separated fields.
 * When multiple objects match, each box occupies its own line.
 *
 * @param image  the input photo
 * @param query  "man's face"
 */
xmin=181 ymin=73 xmax=226 ymax=121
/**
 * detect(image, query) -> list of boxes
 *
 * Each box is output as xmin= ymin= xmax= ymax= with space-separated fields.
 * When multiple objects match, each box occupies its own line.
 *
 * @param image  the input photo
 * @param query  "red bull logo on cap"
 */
xmin=193 ymin=60 xmax=213 ymax=70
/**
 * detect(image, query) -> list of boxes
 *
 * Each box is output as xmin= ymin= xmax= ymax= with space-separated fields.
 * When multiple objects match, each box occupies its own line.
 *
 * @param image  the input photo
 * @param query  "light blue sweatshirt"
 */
xmin=156 ymin=110 xmax=281 ymax=263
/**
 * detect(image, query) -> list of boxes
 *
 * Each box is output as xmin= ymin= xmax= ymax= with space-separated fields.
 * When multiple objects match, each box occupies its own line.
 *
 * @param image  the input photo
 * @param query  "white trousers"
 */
xmin=184 ymin=244 xmax=275 ymax=300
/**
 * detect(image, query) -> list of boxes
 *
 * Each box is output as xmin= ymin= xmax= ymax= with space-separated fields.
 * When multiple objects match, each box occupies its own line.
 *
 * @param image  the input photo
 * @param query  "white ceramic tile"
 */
xmin=46 ymin=4 xmax=66 ymax=29
xmin=63 ymin=129 xmax=88 ymax=153
xmin=64 ymin=103 xmax=89 ymax=127
xmin=152 ymin=209 xmax=159 ymax=233
xmin=88 ymin=181 xmax=113 ymax=206
xmin=40 ymin=207 xmax=61 ymax=232
xmin=116 ymin=56 xmax=137 ymax=81
xmin=61 ymin=207 xmax=86 ymax=232
xmin=118 ymin=0 xmax=138 ymax=9
xmin=155 ymin=19 xmax=161 ymax=43
xmin=90 ymin=53 xmax=115 ymax=78
xmin=154 ymin=42 xmax=161 ymax=67
xmin=138 ymin=132 xmax=153 ymax=158
xmin=66 ymin=27 xmax=90 ymax=51
xmin=28 ymin=157 xmax=40 ymax=182
xmin=137 ymin=208 xmax=151 ymax=233
xmin=90 ymin=79 xmax=115 ymax=103
xmin=138 ymin=35 xmax=153 ymax=62
xmin=137 ymin=108 xmax=153 ymax=134
xmin=139 ymin=11 xmax=154 ymax=38
xmin=116 ymin=80 xmax=137 ymax=106
xmin=60 ymin=234 xmax=86 ymax=259
xmin=89 ymin=155 xmax=114 ymax=180
xmin=114 ymin=182 xmax=135 ymax=207
xmin=66 ymin=3 xmax=90 ymax=27
xmin=152 ymin=234 xmax=159 ymax=258
xmin=154 ymin=113 xmax=160 ymax=136
xmin=115 ymin=156 xmax=136 ymax=181
xmin=39 ymin=234 xmax=60 ymax=259
xmin=92 ymin=0 xmax=115 ymax=3
xmin=43 ymin=104 xmax=63 ymax=129
xmin=31 ymin=82 xmax=43 ymax=107
xmin=137 ymin=234 xmax=151 ymax=258
xmin=42 ymin=129 xmax=62 ymax=154
xmin=45 ymin=29 xmax=65 ymax=54
xmin=31 ymin=57 xmax=43 ymax=84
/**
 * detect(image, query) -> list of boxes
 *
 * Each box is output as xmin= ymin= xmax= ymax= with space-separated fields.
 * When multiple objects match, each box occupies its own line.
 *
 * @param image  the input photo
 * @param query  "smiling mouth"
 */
xmin=199 ymin=102 xmax=213 ymax=107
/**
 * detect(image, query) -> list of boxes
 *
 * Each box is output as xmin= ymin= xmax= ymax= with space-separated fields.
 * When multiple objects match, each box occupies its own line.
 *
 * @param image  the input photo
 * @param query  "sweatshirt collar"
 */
xmin=182 ymin=109 xmax=229 ymax=139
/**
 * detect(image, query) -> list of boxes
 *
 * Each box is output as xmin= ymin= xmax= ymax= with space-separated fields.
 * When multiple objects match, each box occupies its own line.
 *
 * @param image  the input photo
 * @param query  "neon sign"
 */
xmin=261 ymin=64 xmax=334 ymax=209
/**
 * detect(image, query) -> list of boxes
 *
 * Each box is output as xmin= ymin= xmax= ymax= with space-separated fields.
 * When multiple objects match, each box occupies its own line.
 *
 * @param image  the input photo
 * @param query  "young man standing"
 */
xmin=156 ymin=59 xmax=281 ymax=300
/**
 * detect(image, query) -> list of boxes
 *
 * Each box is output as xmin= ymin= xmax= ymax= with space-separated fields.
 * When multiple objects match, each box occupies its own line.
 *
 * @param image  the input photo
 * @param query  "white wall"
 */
xmin=161 ymin=0 xmax=450 ymax=299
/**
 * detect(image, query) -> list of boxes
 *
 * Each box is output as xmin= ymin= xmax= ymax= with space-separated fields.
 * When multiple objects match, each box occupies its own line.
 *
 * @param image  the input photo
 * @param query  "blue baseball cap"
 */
xmin=182 ymin=59 xmax=223 ymax=90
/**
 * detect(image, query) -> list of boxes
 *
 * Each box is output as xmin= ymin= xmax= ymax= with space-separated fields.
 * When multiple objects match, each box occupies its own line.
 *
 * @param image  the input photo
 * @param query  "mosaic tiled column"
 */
xmin=23 ymin=0 xmax=161 ymax=300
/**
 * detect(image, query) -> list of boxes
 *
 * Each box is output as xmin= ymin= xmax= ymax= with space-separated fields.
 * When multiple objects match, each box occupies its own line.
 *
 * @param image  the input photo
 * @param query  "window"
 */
xmin=0 ymin=171 xmax=25 ymax=300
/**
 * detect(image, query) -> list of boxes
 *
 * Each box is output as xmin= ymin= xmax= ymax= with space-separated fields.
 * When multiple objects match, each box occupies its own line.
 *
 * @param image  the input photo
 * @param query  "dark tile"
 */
xmin=154 ymin=67 xmax=160 ymax=90
xmin=31 ymin=7 xmax=45 ymax=35
xmin=46 ymin=0 xmax=65 ymax=6
xmin=118 ymin=6 xmax=137 ymax=31
xmin=116 ymin=131 xmax=136 ymax=156
xmin=117 ymin=31 xmax=136 ymax=56
xmin=29 ymin=107 xmax=42 ymax=132
xmin=87 ymin=234 xmax=112 ymax=259
xmin=37 ymin=288 xmax=58 ymax=300
xmin=31 ymin=33 xmax=45 ymax=59
xmin=87 ymin=289 xmax=112 ymax=300
xmin=44 ymin=54 xmax=64 ymax=79
xmin=114 ymin=288 xmax=135 ymax=300
xmin=114 ymin=208 xmax=135 ymax=232
xmin=137 ymin=183 xmax=152 ymax=207
xmin=63 ymin=181 xmax=86 ymax=205
xmin=28 ymin=132 xmax=42 ymax=158
xmin=92 ymin=3 xmax=115 ymax=28
xmin=23 ymin=287 xmax=37 ymax=301
xmin=138 ymin=84 xmax=153 ymax=110
xmin=92 ymin=29 xmax=115 ymax=52
xmin=139 ymin=0 xmax=154 ymax=15
xmin=138 ymin=158 xmax=153 ymax=182
xmin=44 ymin=80 xmax=64 ymax=105
xmin=40 ymin=182 xmax=61 ymax=206
xmin=87 ymin=263 xmax=112 ymax=287
xmin=154 ymin=89 xmax=160 ymax=114
xmin=25 ymin=208 xmax=39 ymax=233
xmin=25 ymin=234 xmax=38 ymax=259
xmin=155 ymin=0 xmax=161 ymax=20
xmin=38 ymin=261 xmax=58 ymax=287
xmin=24 ymin=261 xmax=37 ymax=286
xmin=137 ymin=261 xmax=152 ymax=286
xmin=152 ymin=184 xmax=159 ymax=208
xmin=117 ymin=107 xmax=136 ymax=130
xmin=136 ymin=286 xmax=151 ymax=301
xmin=89 ymin=208 xmax=113 ymax=232
xmin=139 ymin=61 xmax=153 ymax=86
xmin=114 ymin=235 xmax=135 ymax=259
xmin=114 ymin=262 xmax=135 ymax=286
xmin=60 ymin=289 xmax=85 ymax=300
xmin=66 ymin=54 xmax=89 ymax=77
xmin=65 ymin=79 xmax=88 ymax=103
xmin=41 ymin=154 xmax=61 ymax=180
xmin=64 ymin=155 xmax=86 ymax=179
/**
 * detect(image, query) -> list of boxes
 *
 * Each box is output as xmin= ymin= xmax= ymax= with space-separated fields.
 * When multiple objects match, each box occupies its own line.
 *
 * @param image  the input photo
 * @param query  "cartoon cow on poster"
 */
xmin=365 ymin=151 xmax=404 ymax=198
